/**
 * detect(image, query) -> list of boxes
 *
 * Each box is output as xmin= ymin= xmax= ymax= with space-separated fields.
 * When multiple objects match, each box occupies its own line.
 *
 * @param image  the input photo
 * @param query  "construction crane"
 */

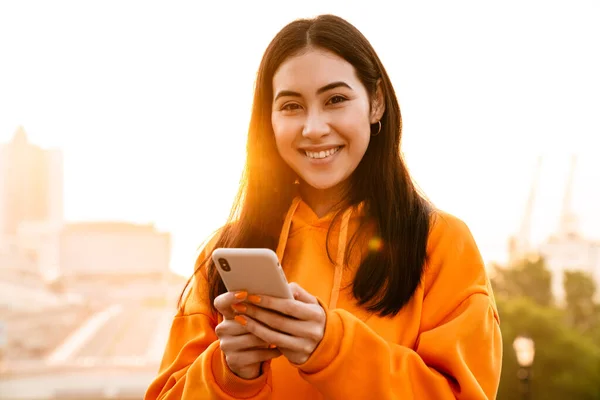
xmin=508 ymin=155 xmax=543 ymax=265
xmin=558 ymin=154 xmax=579 ymax=238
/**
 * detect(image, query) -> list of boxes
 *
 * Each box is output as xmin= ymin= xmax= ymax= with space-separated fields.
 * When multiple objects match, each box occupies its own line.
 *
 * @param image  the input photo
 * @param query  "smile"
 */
xmin=303 ymin=146 xmax=342 ymax=160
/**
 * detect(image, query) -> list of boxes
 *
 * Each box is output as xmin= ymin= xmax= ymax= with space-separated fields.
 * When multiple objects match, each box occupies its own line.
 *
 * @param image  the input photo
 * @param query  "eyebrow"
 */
xmin=274 ymin=81 xmax=353 ymax=101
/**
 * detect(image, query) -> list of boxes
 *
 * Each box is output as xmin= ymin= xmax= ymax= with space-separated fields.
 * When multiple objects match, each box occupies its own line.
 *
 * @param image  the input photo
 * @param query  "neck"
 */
xmin=299 ymin=182 xmax=347 ymax=218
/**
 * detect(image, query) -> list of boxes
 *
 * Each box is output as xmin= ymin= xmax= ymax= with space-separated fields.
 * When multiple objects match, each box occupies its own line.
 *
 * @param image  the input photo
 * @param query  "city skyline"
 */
xmin=1 ymin=1 xmax=599 ymax=277
xmin=1 ymin=126 xmax=599 ymax=278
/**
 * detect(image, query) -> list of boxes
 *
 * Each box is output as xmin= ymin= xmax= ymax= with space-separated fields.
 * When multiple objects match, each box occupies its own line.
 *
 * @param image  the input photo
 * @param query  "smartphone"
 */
xmin=211 ymin=248 xmax=293 ymax=299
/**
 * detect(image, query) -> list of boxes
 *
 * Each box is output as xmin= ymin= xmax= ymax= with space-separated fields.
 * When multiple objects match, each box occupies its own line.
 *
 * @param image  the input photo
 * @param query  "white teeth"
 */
xmin=304 ymin=147 xmax=340 ymax=159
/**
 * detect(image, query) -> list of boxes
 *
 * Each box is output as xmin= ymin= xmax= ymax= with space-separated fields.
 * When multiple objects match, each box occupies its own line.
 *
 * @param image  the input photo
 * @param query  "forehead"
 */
xmin=272 ymin=48 xmax=361 ymax=92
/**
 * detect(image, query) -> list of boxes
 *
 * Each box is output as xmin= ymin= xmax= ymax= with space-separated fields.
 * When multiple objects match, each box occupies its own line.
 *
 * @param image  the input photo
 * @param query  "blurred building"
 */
xmin=0 ymin=127 xmax=66 ymax=310
xmin=0 ymin=126 xmax=63 ymax=242
xmin=1 ymin=127 xmax=172 ymax=283
xmin=59 ymin=221 xmax=171 ymax=280
xmin=540 ymin=232 xmax=600 ymax=304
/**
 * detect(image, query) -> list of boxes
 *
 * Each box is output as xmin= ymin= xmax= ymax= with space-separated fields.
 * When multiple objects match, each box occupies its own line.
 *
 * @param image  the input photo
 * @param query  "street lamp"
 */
xmin=513 ymin=335 xmax=535 ymax=400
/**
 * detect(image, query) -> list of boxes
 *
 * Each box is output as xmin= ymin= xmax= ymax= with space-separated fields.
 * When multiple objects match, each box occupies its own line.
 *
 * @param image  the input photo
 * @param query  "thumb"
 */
xmin=289 ymin=282 xmax=318 ymax=304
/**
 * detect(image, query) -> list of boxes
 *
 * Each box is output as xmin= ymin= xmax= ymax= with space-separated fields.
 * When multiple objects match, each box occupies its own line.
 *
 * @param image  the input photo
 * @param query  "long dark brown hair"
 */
xmin=180 ymin=14 xmax=432 ymax=317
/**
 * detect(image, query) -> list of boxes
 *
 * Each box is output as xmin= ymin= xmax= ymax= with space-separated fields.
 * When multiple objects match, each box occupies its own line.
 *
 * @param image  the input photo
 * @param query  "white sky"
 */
xmin=1 ymin=1 xmax=599 ymax=276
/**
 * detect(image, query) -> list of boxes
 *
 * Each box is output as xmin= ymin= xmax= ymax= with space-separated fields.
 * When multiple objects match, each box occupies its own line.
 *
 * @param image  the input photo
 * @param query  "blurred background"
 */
xmin=1 ymin=1 xmax=599 ymax=399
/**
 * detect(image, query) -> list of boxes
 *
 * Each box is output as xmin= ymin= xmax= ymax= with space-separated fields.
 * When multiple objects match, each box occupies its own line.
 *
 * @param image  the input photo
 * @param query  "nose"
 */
xmin=302 ymin=110 xmax=330 ymax=140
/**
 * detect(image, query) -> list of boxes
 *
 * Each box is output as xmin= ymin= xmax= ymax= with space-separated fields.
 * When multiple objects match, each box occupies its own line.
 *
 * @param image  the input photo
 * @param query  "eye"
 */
xmin=327 ymin=95 xmax=348 ymax=105
xmin=281 ymin=102 xmax=302 ymax=111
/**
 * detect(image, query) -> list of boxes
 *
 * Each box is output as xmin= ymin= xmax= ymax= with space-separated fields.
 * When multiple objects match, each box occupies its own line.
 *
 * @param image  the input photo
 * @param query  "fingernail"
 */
xmin=269 ymin=344 xmax=277 ymax=349
xmin=234 ymin=291 xmax=247 ymax=300
xmin=234 ymin=315 xmax=247 ymax=326
xmin=231 ymin=303 xmax=247 ymax=313
xmin=248 ymin=295 xmax=261 ymax=304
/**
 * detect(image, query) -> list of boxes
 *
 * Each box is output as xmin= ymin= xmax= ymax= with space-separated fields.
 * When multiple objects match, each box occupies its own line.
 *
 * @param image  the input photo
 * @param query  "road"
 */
xmin=1 ymin=302 xmax=175 ymax=399
xmin=0 ymin=367 xmax=157 ymax=399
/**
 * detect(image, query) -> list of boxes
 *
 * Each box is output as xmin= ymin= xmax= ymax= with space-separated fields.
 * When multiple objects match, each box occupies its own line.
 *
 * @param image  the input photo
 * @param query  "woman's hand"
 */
xmin=231 ymin=283 xmax=326 ymax=365
xmin=214 ymin=291 xmax=282 ymax=380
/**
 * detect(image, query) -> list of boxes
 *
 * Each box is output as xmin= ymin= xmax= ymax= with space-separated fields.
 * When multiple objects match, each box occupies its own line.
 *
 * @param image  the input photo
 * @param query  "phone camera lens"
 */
xmin=218 ymin=258 xmax=231 ymax=272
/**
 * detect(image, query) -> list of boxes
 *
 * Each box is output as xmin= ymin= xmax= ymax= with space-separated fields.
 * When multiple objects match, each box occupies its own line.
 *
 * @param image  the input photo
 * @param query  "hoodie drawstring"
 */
xmin=275 ymin=197 xmax=302 ymax=262
xmin=275 ymin=196 xmax=354 ymax=310
xmin=329 ymin=207 xmax=353 ymax=309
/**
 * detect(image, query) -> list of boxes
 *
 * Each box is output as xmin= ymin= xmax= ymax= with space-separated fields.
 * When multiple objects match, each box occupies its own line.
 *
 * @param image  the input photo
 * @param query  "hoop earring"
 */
xmin=371 ymin=121 xmax=382 ymax=136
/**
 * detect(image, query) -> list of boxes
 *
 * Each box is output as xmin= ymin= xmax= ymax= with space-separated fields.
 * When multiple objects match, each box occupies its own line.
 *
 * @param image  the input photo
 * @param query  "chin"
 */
xmin=307 ymin=182 xmax=338 ymax=190
xmin=301 ymin=176 xmax=344 ymax=191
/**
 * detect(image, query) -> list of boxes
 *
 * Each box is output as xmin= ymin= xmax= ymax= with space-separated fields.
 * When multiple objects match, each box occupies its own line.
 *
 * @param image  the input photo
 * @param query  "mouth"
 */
xmin=301 ymin=146 xmax=343 ymax=160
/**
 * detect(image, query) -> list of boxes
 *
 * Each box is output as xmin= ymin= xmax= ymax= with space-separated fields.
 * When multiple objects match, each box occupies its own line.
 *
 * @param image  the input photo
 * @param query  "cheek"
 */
xmin=338 ymin=104 xmax=371 ymax=136
xmin=337 ymin=117 xmax=371 ymax=149
xmin=272 ymin=118 xmax=299 ymax=149
xmin=349 ymin=133 xmax=371 ymax=162
xmin=356 ymin=132 xmax=371 ymax=151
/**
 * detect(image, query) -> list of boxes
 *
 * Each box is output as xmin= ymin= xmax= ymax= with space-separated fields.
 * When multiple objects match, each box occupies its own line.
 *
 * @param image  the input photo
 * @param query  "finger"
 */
xmin=289 ymin=282 xmax=319 ymax=305
xmin=214 ymin=290 xmax=248 ymax=319
xmin=224 ymin=348 xmax=282 ymax=372
xmin=235 ymin=314 xmax=310 ymax=353
xmin=243 ymin=304 xmax=324 ymax=342
xmin=246 ymin=294 xmax=322 ymax=321
xmin=219 ymin=333 xmax=272 ymax=353
xmin=215 ymin=319 xmax=249 ymax=338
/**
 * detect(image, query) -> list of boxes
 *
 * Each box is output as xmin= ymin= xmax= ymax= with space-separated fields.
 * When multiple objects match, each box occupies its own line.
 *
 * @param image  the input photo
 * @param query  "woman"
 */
xmin=145 ymin=14 xmax=502 ymax=399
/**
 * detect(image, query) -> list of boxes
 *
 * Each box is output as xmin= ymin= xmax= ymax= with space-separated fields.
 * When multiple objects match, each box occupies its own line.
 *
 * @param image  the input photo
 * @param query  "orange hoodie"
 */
xmin=145 ymin=198 xmax=502 ymax=399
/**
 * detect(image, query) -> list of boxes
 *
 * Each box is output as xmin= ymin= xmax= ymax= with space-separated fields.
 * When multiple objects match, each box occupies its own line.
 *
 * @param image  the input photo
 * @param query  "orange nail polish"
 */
xmin=269 ymin=344 xmax=277 ymax=349
xmin=231 ymin=303 xmax=247 ymax=313
xmin=234 ymin=315 xmax=247 ymax=326
xmin=234 ymin=291 xmax=247 ymax=300
xmin=248 ymin=295 xmax=261 ymax=304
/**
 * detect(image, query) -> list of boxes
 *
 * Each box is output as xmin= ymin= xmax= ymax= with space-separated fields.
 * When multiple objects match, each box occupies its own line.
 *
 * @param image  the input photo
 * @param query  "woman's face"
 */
xmin=271 ymin=48 xmax=383 ymax=192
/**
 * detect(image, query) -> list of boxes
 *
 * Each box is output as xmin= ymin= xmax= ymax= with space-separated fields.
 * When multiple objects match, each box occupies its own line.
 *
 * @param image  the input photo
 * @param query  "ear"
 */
xmin=369 ymin=79 xmax=386 ymax=124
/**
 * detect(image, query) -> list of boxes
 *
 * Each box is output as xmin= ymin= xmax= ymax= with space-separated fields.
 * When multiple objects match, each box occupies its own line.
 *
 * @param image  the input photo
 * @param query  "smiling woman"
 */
xmin=271 ymin=50 xmax=382 ymax=213
xmin=144 ymin=14 xmax=502 ymax=400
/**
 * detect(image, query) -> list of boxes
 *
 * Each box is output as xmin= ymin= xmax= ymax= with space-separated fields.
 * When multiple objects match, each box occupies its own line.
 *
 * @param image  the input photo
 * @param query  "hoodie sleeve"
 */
xmin=144 ymin=248 xmax=273 ymax=400
xmin=296 ymin=213 xmax=502 ymax=399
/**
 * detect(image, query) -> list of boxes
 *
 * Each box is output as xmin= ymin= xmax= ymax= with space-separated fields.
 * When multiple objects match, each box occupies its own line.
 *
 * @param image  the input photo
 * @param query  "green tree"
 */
xmin=497 ymin=296 xmax=600 ymax=400
xmin=589 ymin=304 xmax=600 ymax=348
xmin=563 ymin=270 xmax=597 ymax=332
xmin=491 ymin=257 xmax=553 ymax=307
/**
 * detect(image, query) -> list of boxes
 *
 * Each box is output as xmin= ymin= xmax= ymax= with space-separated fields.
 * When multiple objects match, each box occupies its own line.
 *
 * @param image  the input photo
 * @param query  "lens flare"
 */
xmin=368 ymin=236 xmax=384 ymax=252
